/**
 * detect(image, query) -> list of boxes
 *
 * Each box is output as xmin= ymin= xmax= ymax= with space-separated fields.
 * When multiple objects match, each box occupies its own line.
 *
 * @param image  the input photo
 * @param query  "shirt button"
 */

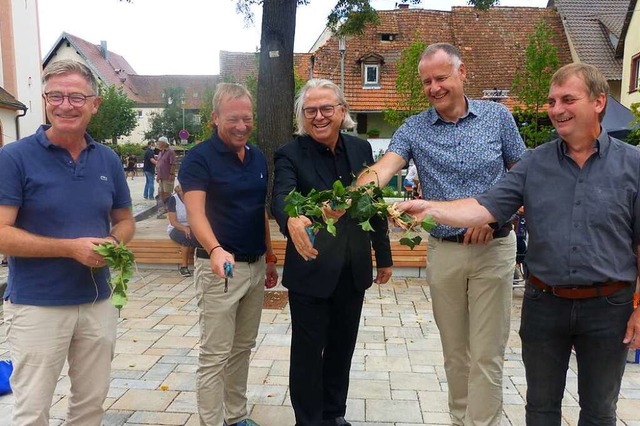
xmin=575 ymin=200 xmax=581 ymax=205
xmin=571 ymin=269 xmax=577 ymax=274
xmin=572 ymin=246 xmax=577 ymax=251
xmin=574 ymin=224 xmax=579 ymax=228
xmin=578 ymin=178 xmax=584 ymax=183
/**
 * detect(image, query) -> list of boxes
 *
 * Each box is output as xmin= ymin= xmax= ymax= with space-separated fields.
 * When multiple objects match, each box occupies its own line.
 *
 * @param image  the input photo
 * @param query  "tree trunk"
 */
xmin=257 ymin=0 xmax=297 ymax=215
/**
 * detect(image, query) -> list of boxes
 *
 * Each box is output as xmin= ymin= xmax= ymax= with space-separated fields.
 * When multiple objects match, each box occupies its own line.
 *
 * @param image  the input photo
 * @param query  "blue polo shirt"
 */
xmin=388 ymin=98 xmax=525 ymax=238
xmin=178 ymin=131 xmax=268 ymax=256
xmin=0 ymin=125 xmax=131 ymax=305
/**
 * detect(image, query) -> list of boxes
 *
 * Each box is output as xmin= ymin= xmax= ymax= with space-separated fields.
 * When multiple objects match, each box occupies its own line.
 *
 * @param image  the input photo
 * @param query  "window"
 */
xmin=631 ymin=53 xmax=640 ymax=93
xmin=137 ymin=110 xmax=143 ymax=117
xmin=364 ymin=64 xmax=379 ymax=86
xmin=381 ymin=33 xmax=396 ymax=42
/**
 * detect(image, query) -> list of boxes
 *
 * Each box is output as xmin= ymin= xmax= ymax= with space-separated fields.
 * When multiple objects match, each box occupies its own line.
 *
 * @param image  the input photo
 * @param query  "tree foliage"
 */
xmin=144 ymin=87 xmax=200 ymax=144
xmin=87 ymin=84 xmax=138 ymax=144
xmin=511 ymin=20 xmax=560 ymax=148
xmin=198 ymin=87 xmax=215 ymax=141
xmin=625 ymin=102 xmax=640 ymax=145
xmin=384 ymin=39 xmax=428 ymax=127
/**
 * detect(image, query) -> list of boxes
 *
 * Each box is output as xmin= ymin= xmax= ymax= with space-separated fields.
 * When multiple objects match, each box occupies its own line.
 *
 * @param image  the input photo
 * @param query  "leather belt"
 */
xmin=195 ymin=248 xmax=261 ymax=264
xmin=528 ymin=274 xmax=630 ymax=299
xmin=436 ymin=223 xmax=512 ymax=243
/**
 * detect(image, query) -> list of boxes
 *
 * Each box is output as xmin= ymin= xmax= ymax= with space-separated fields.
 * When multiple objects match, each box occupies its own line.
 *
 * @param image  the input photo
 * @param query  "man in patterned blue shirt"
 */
xmin=358 ymin=43 xmax=525 ymax=425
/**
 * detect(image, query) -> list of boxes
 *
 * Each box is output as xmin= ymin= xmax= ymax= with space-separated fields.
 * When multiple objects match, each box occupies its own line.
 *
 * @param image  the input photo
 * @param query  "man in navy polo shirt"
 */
xmin=0 ymin=60 xmax=135 ymax=425
xmin=178 ymin=83 xmax=278 ymax=426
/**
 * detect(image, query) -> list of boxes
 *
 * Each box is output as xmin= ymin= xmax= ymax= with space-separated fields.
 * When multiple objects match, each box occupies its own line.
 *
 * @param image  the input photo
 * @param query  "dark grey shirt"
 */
xmin=477 ymin=130 xmax=640 ymax=286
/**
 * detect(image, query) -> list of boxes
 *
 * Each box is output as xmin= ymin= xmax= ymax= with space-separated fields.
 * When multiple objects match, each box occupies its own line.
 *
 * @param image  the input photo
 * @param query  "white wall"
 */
xmin=621 ymin=10 xmax=640 ymax=108
xmin=0 ymin=108 xmax=18 ymax=144
xmin=11 ymin=0 xmax=44 ymax=138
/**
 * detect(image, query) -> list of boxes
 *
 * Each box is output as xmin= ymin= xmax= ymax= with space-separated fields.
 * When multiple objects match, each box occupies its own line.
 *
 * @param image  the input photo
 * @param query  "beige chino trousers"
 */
xmin=4 ymin=299 xmax=118 ymax=426
xmin=194 ymin=257 xmax=265 ymax=426
xmin=426 ymin=232 xmax=516 ymax=426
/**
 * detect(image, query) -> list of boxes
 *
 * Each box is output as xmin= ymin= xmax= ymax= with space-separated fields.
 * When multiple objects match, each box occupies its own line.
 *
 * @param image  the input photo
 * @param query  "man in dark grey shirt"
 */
xmin=398 ymin=63 xmax=640 ymax=425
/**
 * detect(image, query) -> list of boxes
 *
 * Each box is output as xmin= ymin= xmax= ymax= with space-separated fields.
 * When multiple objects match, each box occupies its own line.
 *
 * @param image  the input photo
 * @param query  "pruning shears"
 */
xmin=223 ymin=261 xmax=233 ymax=293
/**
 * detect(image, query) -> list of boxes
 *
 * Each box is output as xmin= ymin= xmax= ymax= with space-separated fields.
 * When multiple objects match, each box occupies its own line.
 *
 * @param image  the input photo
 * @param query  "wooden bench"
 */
xmin=129 ymin=238 xmax=426 ymax=269
xmin=128 ymin=239 xmax=194 ymax=265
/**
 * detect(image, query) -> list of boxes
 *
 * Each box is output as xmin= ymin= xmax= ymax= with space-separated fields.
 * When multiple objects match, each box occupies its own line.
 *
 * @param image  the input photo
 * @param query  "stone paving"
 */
xmin=2 ymin=172 xmax=640 ymax=425
xmin=1 ymin=271 xmax=640 ymax=426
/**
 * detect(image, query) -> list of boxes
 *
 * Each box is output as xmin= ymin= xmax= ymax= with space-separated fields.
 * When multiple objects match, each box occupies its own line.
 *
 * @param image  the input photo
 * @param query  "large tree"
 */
xmin=88 ymin=84 xmax=138 ymax=144
xmin=383 ymin=39 xmax=428 ymax=128
xmin=511 ymin=20 xmax=560 ymax=148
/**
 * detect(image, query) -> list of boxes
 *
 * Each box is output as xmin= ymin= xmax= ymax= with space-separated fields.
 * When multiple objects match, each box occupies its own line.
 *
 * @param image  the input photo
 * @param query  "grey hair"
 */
xmin=42 ymin=60 xmax=98 ymax=94
xmin=419 ymin=43 xmax=463 ymax=73
xmin=213 ymin=82 xmax=253 ymax=115
xmin=294 ymin=78 xmax=356 ymax=136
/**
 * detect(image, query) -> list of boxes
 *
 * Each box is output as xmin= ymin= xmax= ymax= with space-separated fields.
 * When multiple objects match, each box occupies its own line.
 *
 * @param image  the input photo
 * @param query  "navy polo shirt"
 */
xmin=0 ymin=125 xmax=131 ymax=305
xmin=178 ymin=131 xmax=267 ymax=256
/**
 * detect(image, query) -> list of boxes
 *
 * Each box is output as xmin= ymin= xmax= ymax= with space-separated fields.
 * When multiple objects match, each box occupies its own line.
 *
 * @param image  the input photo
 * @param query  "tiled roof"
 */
xmin=309 ymin=6 xmax=571 ymax=112
xmin=219 ymin=51 xmax=313 ymax=84
xmin=43 ymin=33 xmax=217 ymax=109
xmin=550 ymin=0 xmax=631 ymax=79
xmin=0 ymin=86 xmax=27 ymax=110
xmin=615 ymin=0 xmax=638 ymax=58
xmin=126 ymin=74 xmax=219 ymax=108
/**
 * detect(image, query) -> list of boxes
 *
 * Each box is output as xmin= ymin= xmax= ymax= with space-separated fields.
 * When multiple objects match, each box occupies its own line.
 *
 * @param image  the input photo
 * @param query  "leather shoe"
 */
xmin=333 ymin=417 xmax=351 ymax=426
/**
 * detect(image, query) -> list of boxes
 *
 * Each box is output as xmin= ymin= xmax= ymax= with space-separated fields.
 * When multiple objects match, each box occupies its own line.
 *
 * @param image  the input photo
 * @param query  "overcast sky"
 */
xmin=38 ymin=0 xmax=548 ymax=75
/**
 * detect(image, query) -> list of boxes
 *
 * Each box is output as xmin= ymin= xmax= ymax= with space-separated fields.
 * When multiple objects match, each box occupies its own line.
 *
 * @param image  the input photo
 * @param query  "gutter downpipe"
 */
xmin=15 ymin=107 xmax=28 ymax=140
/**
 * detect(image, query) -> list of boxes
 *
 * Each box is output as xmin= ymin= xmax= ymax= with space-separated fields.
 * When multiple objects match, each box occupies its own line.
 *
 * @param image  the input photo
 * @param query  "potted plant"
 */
xmin=367 ymin=128 xmax=381 ymax=138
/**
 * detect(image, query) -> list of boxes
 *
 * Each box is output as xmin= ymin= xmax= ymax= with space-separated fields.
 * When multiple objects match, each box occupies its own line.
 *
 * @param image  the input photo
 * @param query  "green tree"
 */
xmin=511 ymin=20 xmax=560 ymax=148
xmin=88 ymin=84 xmax=137 ymax=144
xmin=625 ymin=102 xmax=640 ymax=145
xmin=198 ymin=87 xmax=215 ymax=141
xmin=145 ymin=87 xmax=200 ymax=144
xmin=383 ymin=39 xmax=428 ymax=128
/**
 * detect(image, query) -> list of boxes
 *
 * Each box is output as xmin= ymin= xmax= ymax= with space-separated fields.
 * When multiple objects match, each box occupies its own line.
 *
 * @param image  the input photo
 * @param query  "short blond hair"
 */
xmin=213 ymin=83 xmax=253 ymax=115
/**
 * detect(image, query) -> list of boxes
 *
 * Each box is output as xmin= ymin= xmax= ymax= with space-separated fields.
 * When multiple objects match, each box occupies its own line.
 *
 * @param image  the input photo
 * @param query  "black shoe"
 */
xmin=333 ymin=417 xmax=351 ymax=426
xmin=179 ymin=267 xmax=192 ymax=277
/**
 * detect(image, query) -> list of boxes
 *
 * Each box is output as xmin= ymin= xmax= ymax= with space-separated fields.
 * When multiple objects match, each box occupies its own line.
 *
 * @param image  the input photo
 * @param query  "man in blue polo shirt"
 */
xmin=0 ymin=60 xmax=135 ymax=425
xmin=178 ymin=82 xmax=278 ymax=426
xmin=357 ymin=43 xmax=525 ymax=425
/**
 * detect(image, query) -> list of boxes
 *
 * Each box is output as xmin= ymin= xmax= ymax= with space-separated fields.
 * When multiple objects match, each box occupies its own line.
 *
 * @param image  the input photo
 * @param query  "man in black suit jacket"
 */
xmin=272 ymin=79 xmax=393 ymax=426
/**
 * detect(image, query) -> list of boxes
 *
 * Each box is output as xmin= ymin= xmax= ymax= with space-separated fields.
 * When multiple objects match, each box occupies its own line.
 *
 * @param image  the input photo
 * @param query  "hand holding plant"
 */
xmin=93 ymin=241 xmax=134 ymax=309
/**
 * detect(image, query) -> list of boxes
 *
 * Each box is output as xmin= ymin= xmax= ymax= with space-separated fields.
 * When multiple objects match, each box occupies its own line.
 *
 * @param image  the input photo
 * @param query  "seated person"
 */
xmin=166 ymin=184 xmax=201 ymax=277
xmin=403 ymin=162 xmax=418 ymax=188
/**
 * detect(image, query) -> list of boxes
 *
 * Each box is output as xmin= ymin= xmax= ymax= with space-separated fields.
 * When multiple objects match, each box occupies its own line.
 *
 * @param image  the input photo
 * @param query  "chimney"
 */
xmin=100 ymin=41 xmax=108 ymax=60
xmin=398 ymin=3 xmax=409 ymax=9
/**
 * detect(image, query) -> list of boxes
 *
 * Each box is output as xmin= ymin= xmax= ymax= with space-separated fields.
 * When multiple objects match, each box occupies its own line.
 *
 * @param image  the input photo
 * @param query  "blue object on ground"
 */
xmin=0 ymin=359 xmax=13 ymax=395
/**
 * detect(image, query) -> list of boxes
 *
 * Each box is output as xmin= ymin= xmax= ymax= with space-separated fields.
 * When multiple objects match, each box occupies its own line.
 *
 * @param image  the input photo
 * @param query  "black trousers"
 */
xmin=288 ymin=268 xmax=365 ymax=426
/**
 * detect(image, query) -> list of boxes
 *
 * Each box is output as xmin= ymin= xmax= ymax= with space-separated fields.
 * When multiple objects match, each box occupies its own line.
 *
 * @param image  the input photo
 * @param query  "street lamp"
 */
xmin=339 ymin=36 xmax=346 ymax=93
xmin=181 ymin=96 xmax=185 ymax=130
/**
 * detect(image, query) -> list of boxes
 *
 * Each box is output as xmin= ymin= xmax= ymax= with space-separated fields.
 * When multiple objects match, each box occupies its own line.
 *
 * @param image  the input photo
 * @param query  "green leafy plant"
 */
xmin=93 ymin=242 xmax=135 ymax=309
xmin=284 ymin=178 xmax=437 ymax=249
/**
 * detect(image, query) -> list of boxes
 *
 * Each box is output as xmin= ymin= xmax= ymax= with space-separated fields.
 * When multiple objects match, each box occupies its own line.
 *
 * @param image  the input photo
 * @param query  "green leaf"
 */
xmin=399 ymin=236 xmax=418 ymax=249
xmin=359 ymin=220 xmax=374 ymax=232
xmin=421 ymin=216 xmax=438 ymax=232
xmin=326 ymin=218 xmax=336 ymax=236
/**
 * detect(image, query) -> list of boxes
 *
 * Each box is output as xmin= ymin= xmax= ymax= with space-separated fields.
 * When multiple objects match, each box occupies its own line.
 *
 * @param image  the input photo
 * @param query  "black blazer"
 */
xmin=271 ymin=134 xmax=393 ymax=298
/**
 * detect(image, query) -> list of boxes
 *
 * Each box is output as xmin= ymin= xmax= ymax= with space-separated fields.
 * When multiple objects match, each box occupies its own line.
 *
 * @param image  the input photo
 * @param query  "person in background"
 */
xmin=397 ymin=63 xmax=640 ymax=426
xmin=166 ymin=183 xmax=201 ymax=277
xmin=356 ymin=42 xmax=525 ymax=426
xmin=272 ymin=78 xmax=393 ymax=426
xmin=0 ymin=59 xmax=135 ymax=426
xmin=179 ymin=82 xmax=278 ymax=426
xmin=156 ymin=136 xmax=176 ymax=218
xmin=126 ymin=153 xmax=137 ymax=180
xmin=142 ymin=140 xmax=157 ymax=200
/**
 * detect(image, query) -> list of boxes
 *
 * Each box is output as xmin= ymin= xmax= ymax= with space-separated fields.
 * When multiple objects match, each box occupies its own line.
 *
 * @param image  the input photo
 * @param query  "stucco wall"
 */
xmin=0 ymin=108 xmax=18 ymax=144
xmin=621 ymin=10 xmax=640 ymax=108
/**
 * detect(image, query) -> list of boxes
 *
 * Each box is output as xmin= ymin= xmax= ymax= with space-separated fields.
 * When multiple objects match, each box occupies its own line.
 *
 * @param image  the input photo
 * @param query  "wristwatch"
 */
xmin=265 ymin=254 xmax=278 ymax=264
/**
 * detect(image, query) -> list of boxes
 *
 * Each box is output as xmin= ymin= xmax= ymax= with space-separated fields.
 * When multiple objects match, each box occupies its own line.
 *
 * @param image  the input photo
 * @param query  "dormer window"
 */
xmin=357 ymin=52 xmax=384 ymax=89
xmin=381 ymin=33 xmax=396 ymax=42
xmin=364 ymin=64 xmax=379 ymax=86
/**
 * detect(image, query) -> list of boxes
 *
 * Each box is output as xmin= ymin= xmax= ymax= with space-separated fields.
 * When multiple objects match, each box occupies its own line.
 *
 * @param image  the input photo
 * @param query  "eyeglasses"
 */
xmin=302 ymin=104 xmax=342 ymax=119
xmin=44 ymin=92 xmax=96 ymax=107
